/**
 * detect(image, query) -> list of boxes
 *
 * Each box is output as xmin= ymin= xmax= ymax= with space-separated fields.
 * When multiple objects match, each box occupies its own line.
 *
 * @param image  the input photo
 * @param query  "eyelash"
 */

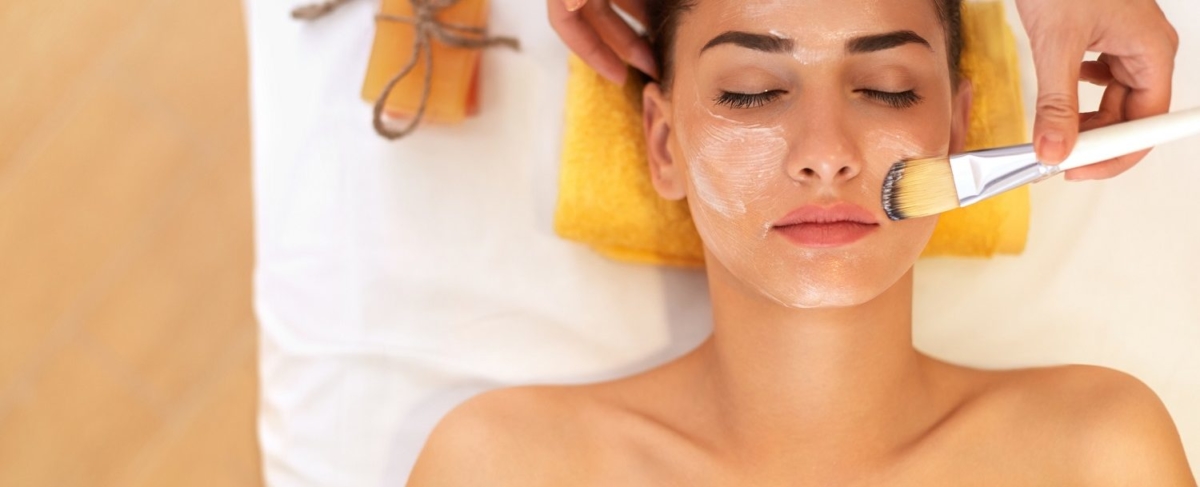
xmin=713 ymin=89 xmax=923 ymax=109
xmin=859 ymin=89 xmax=923 ymax=108
xmin=714 ymin=90 xmax=786 ymax=109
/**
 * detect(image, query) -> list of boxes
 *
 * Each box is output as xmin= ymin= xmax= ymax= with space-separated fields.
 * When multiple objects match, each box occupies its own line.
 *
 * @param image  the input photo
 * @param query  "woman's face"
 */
xmin=644 ymin=0 xmax=971 ymax=308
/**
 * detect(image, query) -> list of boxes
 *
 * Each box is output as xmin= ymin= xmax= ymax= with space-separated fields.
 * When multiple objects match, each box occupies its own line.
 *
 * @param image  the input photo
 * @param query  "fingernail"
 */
xmin=630 ymin=49 xmax=657 ymax=79
xmin=603 ymin=67 xmax=627 ymax=85
xmin=1063 ymin=172 xmax=1086 ymax=182
xmin=564 ymin=0 xmax=586 ymax=11
xmin=1038 ymin=132 xmax=1067 ymax=163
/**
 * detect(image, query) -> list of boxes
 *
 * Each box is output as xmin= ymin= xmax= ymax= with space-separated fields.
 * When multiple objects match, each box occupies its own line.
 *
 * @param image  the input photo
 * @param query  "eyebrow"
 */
xmin=700 ymin=31 xmax=794 ymax=54
xmin=699 ymin=29 xmax=932 ymax=55
xmin=845 ymin=30 xmax=931 ymax=54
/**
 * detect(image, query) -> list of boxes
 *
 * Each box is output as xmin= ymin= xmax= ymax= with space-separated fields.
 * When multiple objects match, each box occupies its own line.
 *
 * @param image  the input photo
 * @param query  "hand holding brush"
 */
xmin=882 ymin=103 xmax=1200 ymax=221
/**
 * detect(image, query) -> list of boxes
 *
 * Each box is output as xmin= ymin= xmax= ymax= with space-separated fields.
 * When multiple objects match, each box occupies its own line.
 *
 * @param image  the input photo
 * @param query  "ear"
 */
xmin=948 ymin=78 xmax=974 ymax=153
xmin=643 ymin=82 xmax=686 ymax=201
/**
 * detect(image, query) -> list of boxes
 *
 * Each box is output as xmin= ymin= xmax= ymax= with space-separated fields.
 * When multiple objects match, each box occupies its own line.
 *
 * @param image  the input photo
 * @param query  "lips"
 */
xmin=772 ymin=203 xmax=880 ymax=248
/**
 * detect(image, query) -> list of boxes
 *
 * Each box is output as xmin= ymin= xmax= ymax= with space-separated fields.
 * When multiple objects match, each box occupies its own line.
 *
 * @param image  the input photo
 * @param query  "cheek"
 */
xmin=668 ymin=99 xmax=949 ymax=308
xmin=866 ymin=129 xmax=931 ymax=163
xmin=893 ymin=215 xmax=939 ymax=249
xmin=681 ymin=119 xmax=790 ymax=219
xmin=859 ymin=123 xmax=952 ymax=187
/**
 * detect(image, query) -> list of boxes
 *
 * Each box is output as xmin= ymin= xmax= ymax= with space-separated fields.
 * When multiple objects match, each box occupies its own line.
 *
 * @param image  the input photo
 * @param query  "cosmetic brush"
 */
xmin=881 ymin=106 xmax=1200 ymax=221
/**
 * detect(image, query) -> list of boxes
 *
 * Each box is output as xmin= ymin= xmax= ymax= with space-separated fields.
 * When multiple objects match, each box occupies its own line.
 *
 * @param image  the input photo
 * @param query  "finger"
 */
xmin=583 ymin=0 xmax=657 ymax=78
xmin=1074 ymin=81 xmax=1124 ymax=136
xmin=1091 ymin=76 xmax=1129 ymax=124
xmin=1065 ymin=81 xmax=1145 ymax=180
xmin=1078 ymin=111 xmax=1099 ymax=126
xmin=1104 ymin=36 xmax=1175 ymax=128
xmin=1070 ymin=18 xmax=1177 ymax=180
xmin=1063 ymin=149 xmax=1144 ymax=180
xmin=549 ymin=0 xmax=627 ymax=83
xmin=1028 ymin=32 xmax=1088 ymax=165
xmin=563 ymin=0 xmax=588 ymax=11
xmin=1079 ymin=60 xmax=1113 ymax=86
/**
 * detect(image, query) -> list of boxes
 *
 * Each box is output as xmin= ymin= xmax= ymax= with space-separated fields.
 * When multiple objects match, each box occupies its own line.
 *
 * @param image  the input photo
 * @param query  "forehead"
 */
xmin=676 ymin=0 xmax=946 ymax=53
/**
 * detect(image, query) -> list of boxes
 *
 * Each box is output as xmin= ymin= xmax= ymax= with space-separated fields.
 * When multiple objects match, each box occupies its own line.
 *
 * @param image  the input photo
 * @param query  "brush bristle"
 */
xmin=881 ymin=156 xmax=961 ymax=221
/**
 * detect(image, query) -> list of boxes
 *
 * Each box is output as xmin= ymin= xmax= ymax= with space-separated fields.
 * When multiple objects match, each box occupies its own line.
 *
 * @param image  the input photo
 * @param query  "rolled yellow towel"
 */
xmin=554 ymin=1 xmax=1029 ymax=267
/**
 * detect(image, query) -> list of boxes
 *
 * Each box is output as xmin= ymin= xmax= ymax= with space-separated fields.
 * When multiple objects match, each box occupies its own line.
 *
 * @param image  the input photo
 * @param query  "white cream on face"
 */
xmin=726 ymin=0 xmax=789 ymax=22
xmin=673 ymin=99 xmax=939 ymax=310
xmin=861 ymin=128 xmax=932 ymax=181
xmin=765 ymin=30 xmax=839 ymax=66
xmin=683 ymin=103 xmax=790 ymax=219
xmin=665 ymin=0 xmax=951 ymax=309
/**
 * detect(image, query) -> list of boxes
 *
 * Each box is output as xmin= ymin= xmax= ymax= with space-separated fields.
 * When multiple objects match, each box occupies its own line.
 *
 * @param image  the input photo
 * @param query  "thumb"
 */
xmin=564 ymin=0 xmax=588 ymax=11
xmin=1029 ymin=33 xmax=1086 ymax=164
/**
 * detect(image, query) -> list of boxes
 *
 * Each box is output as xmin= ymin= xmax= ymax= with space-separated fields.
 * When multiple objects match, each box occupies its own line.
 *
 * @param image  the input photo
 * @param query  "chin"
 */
xmin=715 ymin=246 xmax=917 ymax=309
xmin=760 ymin=272 xmax=903 ymax=309
xmin=765 ymin=288 xmax=874 ymax=309
xmin=697 ymin=208 xmax=936 ymax=309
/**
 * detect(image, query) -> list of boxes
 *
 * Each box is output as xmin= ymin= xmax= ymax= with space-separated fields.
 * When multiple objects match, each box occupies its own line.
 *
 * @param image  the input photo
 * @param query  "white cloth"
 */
xmin=244 ymin=1 xmax=1200 ymax=485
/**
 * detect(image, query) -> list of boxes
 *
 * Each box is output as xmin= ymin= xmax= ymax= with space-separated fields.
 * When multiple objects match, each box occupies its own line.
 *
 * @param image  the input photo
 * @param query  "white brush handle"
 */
xmin=1059 ymin=106 xmax=1200 ymax=171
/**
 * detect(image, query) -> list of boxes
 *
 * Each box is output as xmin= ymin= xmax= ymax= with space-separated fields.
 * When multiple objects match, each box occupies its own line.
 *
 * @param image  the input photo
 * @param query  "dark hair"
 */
xmin=646 ymin=0 xmax=964 ymax=90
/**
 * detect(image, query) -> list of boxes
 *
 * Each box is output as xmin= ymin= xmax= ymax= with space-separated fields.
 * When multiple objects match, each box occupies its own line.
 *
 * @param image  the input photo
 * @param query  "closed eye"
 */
xmin=715 ymin=90 xmax=786 ymax=109
xmin=858 ymin=89 xmax=922 ymax=108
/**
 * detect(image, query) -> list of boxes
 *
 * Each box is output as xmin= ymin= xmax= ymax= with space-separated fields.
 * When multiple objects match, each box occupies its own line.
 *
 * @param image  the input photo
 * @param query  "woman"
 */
xmin=407 ymin=0 xmax=1195 ymax=484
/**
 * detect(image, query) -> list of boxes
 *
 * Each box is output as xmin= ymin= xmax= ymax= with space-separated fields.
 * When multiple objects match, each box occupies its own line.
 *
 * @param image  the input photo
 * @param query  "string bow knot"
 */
xmin=292 ymin=0 xmax=520 ymax=140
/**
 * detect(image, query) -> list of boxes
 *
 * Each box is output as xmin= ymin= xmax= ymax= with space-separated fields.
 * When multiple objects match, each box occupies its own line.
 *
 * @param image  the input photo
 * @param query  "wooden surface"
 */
xmin=0 ymin=0 xmax=261 ymax=485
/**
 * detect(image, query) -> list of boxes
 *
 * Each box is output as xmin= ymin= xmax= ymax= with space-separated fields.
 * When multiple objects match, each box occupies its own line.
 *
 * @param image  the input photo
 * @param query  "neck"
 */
xmin=691 ymin=253 xmax=939 ymax=467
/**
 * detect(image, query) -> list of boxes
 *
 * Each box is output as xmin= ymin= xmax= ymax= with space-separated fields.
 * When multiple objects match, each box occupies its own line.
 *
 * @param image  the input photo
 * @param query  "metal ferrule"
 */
xmin=950 ymin=143 xmax=1061 ymax=207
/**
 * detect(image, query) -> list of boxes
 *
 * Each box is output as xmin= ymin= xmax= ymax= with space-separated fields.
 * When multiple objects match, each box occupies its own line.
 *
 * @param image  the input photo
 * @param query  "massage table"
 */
xmin=242 ymin=1 xmax=1200 ymax=484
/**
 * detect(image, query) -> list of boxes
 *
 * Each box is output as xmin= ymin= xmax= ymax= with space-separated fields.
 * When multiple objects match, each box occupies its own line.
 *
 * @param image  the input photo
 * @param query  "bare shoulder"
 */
xmin=405 ymin=385 xmax=588 ymax=487
xmin=993 ymin=364 xmax=1195 ymax=486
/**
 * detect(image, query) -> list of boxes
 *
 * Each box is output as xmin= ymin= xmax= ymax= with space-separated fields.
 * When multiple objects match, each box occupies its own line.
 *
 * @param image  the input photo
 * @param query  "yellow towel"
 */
xmin=555 ymin=1 xmax=1029 ymax=267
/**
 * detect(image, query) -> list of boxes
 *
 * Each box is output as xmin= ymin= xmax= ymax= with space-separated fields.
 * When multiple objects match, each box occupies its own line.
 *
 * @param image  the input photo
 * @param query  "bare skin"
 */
xmin=409 ymin=272 xmax=1194 ymax=486
xmin=408 ymin=0 xmax=1194 ymax=484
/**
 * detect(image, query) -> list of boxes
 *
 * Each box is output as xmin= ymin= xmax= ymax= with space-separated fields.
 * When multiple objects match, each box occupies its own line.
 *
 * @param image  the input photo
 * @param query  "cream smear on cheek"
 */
xmin=678 ymin=102 xmax=854 ymax=309
xmin=683 ymin=103 xmax=790 ymax=219
xmin=683 ymin=121 xmax=922 ymax=222
xmin=862 ymin=128 xmax=932 ymax=181
xmin=759 ymin=129 xmax=931 ymax=308
xmin=679 ymin=106 xmax=936 ymax=309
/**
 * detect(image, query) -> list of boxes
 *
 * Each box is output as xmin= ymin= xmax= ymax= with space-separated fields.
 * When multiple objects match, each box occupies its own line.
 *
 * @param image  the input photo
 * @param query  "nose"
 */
xmin=790 ymin=158 xmax=861 ymax=183
xmin=786 ymin=104 xmax=863 ymax=184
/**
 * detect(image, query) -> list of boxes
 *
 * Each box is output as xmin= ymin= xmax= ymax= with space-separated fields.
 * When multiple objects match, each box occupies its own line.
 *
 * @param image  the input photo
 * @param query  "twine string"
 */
xmin=291 ymin=0 xmax=520 ymax=140
xmin=291 ymin=0 xmax=356 ymax=20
